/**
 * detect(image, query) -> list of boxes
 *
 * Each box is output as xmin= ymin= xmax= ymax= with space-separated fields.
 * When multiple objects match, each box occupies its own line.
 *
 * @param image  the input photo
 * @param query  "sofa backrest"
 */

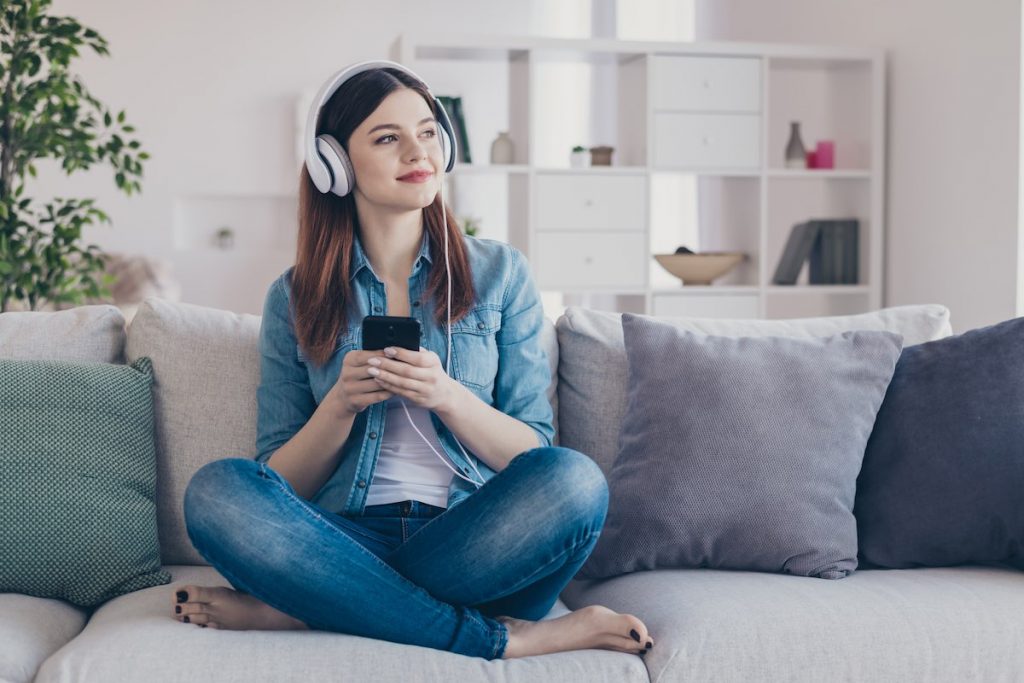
xmin=125 ymin=298 xmax=261 ymax=565
xmin=0 ymin=304 xmax=126 ymax=363
xmin=555 ymin=304 xmax=953 ymax=481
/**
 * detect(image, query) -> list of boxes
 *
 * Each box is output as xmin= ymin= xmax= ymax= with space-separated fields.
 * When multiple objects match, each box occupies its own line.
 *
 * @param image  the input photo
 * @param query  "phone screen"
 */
xmin=362 ymin=315 xmax=421 ymax=351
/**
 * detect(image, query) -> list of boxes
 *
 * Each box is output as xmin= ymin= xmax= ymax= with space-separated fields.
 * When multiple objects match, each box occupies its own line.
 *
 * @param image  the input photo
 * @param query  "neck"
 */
xmin=355 ymin=202 xmax=424 ymax=283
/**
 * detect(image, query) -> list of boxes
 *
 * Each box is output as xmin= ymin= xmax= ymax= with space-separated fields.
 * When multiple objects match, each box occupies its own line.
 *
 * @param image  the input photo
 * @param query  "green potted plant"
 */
xmin=0 ymin=0 xmax=149 ymax=312
xmin=570 ymin=144 xmax=588 ymax=168
xmin=458 ymin=215 xmax=480 ymax=237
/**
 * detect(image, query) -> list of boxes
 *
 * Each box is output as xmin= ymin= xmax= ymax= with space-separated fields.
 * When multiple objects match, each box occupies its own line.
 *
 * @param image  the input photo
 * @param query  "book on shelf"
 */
xmin=808 ymin=219 xmax=859 ymax=284
xmin=773 ymin=218 xmax=859 ymax=286
xmin=771 ymin=221 xmax=820 ymax=285
xmin=436 ymin=95 xmax=471 ymax=164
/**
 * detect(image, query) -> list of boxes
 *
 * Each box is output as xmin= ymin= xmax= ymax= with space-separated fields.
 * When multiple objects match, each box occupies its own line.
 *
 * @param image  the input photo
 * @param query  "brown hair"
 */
xmin=292 ymin=67 xmax=476 ymax=367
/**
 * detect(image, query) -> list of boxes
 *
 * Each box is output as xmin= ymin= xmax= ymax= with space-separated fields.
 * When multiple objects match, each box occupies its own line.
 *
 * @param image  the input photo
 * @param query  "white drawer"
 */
xmin=651 ymin=55 xmax=761 ymax=112
xmin=653 ymin=112 xmax=760 ymax=169
xmin=535 ymin=232 xmax=645 ymax=289
xmin=536 ymin=173 xmax=646 ymax=231
xmin=652 ymin=293 xmax=760 ymax=318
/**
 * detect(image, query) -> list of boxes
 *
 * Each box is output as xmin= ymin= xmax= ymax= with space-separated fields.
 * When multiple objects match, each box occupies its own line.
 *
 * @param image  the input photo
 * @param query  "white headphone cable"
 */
xmin=392 ymin=122 xmax=486 ymax=487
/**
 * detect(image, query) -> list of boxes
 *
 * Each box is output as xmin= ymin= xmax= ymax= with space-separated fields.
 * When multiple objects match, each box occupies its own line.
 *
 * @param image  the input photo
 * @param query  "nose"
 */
xmin=405 ymin=131 xmax=437 ymax=162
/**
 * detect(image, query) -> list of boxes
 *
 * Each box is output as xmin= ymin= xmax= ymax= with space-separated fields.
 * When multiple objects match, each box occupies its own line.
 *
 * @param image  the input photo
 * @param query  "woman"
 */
xmin=175 ymin=62 xmax=654 ymax=661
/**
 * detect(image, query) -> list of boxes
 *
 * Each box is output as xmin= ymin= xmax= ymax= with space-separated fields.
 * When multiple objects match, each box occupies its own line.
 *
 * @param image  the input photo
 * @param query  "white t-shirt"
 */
xmin=363 ymin=394 xmax=454 ymax=508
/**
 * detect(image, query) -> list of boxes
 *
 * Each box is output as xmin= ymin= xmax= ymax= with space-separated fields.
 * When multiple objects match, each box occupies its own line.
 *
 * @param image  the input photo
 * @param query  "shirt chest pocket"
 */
xmin=449 ymin=305 xmax=501 ymax=391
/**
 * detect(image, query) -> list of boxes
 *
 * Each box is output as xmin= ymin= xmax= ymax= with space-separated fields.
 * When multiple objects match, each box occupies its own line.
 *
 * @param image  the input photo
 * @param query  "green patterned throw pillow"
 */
xmin=0 ymin=356 xmax=171 ymax=608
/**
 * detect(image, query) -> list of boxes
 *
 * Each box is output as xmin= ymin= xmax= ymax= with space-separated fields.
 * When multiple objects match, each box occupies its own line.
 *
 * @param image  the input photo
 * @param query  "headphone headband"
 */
xmin=304 ymin=59 xmax=457 ymax=196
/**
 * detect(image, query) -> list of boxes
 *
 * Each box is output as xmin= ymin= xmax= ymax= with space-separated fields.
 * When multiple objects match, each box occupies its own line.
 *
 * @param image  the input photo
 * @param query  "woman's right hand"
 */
xmin=327 ymin=349 xmax=394 ymax=418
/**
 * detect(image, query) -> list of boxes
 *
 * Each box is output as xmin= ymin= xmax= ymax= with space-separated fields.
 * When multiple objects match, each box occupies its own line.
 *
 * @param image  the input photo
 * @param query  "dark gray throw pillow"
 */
xmin=855 ymin=315 xmax=1024 ymax=571
xmin=576 ymin=313 xmax=903 ymax=581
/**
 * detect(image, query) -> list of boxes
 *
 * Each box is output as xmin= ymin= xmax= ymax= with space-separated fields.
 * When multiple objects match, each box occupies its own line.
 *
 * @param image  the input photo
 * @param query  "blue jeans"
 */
xmin=182 ymin=446 xmax=609 ymax=660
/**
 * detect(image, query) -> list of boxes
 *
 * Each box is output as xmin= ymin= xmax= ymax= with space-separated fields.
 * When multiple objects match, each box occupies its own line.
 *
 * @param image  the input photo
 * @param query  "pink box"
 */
xmin=815 ymin=141 xmax=835 ymax=169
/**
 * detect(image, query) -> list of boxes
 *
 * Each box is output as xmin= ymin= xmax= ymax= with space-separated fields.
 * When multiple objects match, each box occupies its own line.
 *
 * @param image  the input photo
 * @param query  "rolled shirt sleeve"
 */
xmin=255 ymin=275 xmax=318 ymax=464
xmin=493 ymin=246 xmax=556 ymax=449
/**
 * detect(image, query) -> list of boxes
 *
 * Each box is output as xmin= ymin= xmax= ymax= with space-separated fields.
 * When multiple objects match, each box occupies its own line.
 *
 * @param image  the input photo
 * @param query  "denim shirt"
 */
xmin=254 ymin=231 xmax=556 ymax=517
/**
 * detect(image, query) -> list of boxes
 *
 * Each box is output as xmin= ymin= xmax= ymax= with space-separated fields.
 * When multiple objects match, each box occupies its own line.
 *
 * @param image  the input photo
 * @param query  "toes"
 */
xmin=185 ymin=612 xmax=212 ymax=626
xmin=623 ymin=616 xmax=654 ymax=648
xmin=176 ymin=602 xmax=206 ymax=620
xmin=174 ymin=584 xmax=213 ymax=605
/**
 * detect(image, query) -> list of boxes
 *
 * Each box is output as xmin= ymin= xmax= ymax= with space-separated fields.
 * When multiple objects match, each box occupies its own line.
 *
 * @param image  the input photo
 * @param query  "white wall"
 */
xmin=41 ymin=0 xmax=599 ymax=314
xmin=696 ymin=0 xmax=1022 ymax=333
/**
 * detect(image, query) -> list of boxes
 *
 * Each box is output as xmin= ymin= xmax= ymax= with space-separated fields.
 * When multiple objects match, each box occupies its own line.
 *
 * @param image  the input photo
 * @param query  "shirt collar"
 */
xmin=350 ymin=228 xmax=433 ymax=282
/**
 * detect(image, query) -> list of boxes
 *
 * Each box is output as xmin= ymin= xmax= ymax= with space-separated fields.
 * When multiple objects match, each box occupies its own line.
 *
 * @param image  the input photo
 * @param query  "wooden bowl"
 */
xmin=653 ymin=252 xmax=747 ymax=286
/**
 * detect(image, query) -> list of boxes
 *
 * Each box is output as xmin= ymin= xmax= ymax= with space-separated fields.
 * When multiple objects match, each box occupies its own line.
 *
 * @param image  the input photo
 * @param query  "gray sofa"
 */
xmin=3 ymin=297 xmax=1024 ymax=683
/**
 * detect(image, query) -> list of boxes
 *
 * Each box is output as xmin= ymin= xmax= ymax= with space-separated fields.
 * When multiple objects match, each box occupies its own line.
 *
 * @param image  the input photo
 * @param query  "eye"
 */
xmin=376 ymin=134 xmax=397 ymax=144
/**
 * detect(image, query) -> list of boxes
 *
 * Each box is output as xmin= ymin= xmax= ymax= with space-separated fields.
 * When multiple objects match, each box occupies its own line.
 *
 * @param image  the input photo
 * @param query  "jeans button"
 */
xmin=369 ymin=431 xmax=378 ymax=439
xmin=357 ymin=480 xmax=366 ymax=488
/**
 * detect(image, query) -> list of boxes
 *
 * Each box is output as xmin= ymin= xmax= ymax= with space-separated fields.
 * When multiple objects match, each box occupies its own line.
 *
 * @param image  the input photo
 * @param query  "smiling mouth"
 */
xmin=398 ymin=172 xmax=433 ymax=182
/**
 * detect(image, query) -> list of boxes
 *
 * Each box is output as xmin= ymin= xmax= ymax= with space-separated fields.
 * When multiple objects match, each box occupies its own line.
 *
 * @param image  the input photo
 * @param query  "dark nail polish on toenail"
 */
xmin=175 ymin=606 xmax=181 ymax=614
xmin=184 ymin=616 xmax=190 ymax=623
xmin=177 ymin=591 xmax=187 ymax=603
xmin=646 ymin=641 xmax=653 ymax=649
xmin=630 ymin=629 xmax=640 ymax=642
xmin=639 ymin=650 xmax=647 ymax=656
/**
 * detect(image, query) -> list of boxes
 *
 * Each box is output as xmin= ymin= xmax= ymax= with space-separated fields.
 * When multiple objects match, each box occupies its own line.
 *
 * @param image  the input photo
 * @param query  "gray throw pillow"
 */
xmin=576 ymin=313 xmax=903 ymax=581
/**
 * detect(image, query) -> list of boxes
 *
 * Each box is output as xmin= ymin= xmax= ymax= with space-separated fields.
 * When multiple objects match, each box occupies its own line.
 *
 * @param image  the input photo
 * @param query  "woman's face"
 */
xmin=347 ymin=88 xmax=444 ymax=213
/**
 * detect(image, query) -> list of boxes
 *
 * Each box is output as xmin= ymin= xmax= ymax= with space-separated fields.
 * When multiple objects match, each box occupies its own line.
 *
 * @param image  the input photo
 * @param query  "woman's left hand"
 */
xmin=366 ymin=346 xmax=458 ymax=412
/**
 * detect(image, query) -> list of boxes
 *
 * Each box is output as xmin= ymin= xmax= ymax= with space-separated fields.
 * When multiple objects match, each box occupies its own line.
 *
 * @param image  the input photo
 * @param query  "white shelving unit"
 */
xmin=393 ymin=33 xmax=886 ymax=319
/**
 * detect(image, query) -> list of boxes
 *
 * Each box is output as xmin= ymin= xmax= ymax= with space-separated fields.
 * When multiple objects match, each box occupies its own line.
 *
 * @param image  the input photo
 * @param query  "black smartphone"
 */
xmin=362 ymin=315 xmax=421 ymax=352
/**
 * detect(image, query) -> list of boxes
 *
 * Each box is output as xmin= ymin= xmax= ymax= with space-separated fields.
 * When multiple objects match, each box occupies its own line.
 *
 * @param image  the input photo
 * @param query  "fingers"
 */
xmin=381 ymin=346 xmax=432 ymax=367
xmin=367 ymin=357 xmax=430 ymax=382
xmin=369 ymin=368 xmax=420 ymax=394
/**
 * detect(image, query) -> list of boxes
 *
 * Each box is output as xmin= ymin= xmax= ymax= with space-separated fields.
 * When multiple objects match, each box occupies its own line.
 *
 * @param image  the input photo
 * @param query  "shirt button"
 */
xmin=477 ymin=322 xmax=485 ymax=330
xmin=413 ymin=301 xmax=421 ymax=307
xmin=369 ymin=431 xmax=378 ymax=439
xmin=357 ymin=480 xmax=366 ymax=488
xmin=373 ymin=306 xmax=381 ymax=313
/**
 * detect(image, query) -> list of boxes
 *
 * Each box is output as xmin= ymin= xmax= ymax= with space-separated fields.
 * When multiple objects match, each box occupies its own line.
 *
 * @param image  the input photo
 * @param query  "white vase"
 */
xmin=490 ymin=132 xmax=514 ymax=164
xmin=570 ymin=150 xmax=588 ymax=168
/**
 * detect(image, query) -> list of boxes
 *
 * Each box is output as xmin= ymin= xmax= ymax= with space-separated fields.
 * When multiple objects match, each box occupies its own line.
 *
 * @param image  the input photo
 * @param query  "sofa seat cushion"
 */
xmin=561 ymin=565 xmax=1024 ymax=682
xmin=0 ymin=592 xmax=87 ymax=683
xmin=34 ymin=565 xmax=646 ymax=683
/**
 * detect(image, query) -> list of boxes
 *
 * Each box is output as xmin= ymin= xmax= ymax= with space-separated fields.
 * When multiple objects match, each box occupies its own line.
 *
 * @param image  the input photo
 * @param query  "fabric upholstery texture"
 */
xmin=555 ymin=304 xmax=952 ymax=481
xmin=856 ymin=315 xmax=1024 ymax=570
xmin=0 ymin=356 xmax=170 ymax=607
xmin=577 ymin=314 xmax=903 ymax=580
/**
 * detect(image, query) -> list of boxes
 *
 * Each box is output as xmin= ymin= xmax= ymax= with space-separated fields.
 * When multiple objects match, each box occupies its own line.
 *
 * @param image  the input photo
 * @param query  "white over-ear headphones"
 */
xmin=304 ymin=59 xmax=458 ymax=197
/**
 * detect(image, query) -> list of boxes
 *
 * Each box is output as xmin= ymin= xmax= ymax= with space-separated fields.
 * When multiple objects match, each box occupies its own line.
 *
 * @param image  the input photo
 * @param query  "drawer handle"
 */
xmin=702 ymin=135 xmax=714 ymax=146
xmin=702 ymin=79 xmax=711 ymax=89
xmin=584 ymin=256 xmax=593 ymax=264
xmin=583 ymin=199 xmax=594 ymax=207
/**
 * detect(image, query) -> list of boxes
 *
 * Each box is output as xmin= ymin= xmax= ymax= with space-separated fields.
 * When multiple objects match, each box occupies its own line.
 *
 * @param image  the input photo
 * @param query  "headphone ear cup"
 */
xmin=440 ymin=126 xmax=454 ymax=172
xmin=316 ymin=134 xmax=355 ymax=196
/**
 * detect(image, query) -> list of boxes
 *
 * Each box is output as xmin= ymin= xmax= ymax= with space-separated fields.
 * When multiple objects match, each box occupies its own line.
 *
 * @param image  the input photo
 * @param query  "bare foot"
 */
xmin=498 ymin=605 xmax=654 ymax=659
xmin=172 ymin=584 xmax=310 ymax=631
